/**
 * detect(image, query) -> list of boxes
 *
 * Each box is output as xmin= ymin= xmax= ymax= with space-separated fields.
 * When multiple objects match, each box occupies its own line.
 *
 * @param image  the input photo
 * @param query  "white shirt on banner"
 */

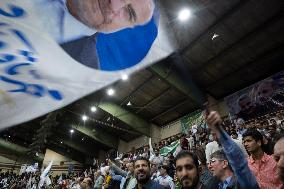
xmin=32 ymin=0 xmax=95 ymax=43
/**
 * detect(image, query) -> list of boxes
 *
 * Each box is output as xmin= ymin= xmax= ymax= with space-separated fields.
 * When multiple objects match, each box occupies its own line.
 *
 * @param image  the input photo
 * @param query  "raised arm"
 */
xmin=205 ymin=111 xmax=259 ymax=189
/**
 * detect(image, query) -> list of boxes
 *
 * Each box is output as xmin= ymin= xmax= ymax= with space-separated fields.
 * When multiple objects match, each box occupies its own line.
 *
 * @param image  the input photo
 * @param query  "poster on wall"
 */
xmin=0 ymin=0 xmax=175 ymax=128
xmin=180 ymin=110 xmax=206 ymax=134
xmin=225 ymin=71 xmax=284 ymax=121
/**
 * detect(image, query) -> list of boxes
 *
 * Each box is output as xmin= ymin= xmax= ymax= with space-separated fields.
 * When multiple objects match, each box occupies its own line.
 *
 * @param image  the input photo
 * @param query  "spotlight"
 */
xmin=90 ymin=106 xmax=97 ymax=112
xmin=107 ymin=88 xmax=115 ymax=96
xmin=60 ymin=141 xmax=63 ymax=144
xmin=178 ymin=8 xmax=191 ymax=21
xmin=70 ymin=129 xmax=74 ymax=134
xmin=122 ymin=74 xmax=128 ymax=81
xmin=82 ymin=115 xmax=88 ymax=121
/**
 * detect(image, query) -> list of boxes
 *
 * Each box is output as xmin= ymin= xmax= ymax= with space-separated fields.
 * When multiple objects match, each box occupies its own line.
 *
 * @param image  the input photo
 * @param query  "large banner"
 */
xmin=180 ymin=110 xmax=205 ymax=134
xmin=0 ymin=1 xmax=175 ymax=128
xmin=225 ymin=71 xmax=284 ymax=121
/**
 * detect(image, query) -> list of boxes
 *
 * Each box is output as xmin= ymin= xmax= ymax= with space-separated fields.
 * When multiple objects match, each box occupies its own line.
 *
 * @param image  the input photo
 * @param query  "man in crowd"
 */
xmin=180 ymin=134 xmax=189 ymax=150
xmin=267 ymin=124 xmax=278 ymax=142
xmin=133 ymin=156 xmax=166 ymax=189
xmin=94 ymin=170 xmax=104 ymax=189
xmin=274 ymin=133 xmax=284 ymax=183
xmin=122 ymin=162 xmax=137 ymax=189
xmin=208 ymin=150 xmax=240 ymax=189
xmin=280 ymin=120 xmax=284 ymax=132
xmin=150 ymin=159 xmax=160 ymax=180
xmin=205 ymin=110 xmax=260 ymax=189
xmin=243 ymin=129 xmax=283 ymax=189
xmin=205 ymin=130 xmax=247 ymax=164
xmin=174 ymin=151 xmax=203 ymax=189
xmin=80 ymin=177 xmax=93 ymax=189
xmin=155 ymin=165 xmax=175 ymax=189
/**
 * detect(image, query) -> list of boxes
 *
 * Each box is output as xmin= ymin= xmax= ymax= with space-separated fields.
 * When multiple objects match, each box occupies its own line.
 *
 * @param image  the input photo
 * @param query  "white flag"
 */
xmin=39 ymin=161 xmax=53 ymax=188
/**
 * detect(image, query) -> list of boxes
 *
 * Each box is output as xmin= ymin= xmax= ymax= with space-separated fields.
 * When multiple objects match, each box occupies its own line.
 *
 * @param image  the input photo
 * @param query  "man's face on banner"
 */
xmin=67 ymin=0 xmax=154 ymax=33
xmin=258 ymin=82 xmax=275 ymax=99
xmin=238 ymin=96 xmax=254 ymax=114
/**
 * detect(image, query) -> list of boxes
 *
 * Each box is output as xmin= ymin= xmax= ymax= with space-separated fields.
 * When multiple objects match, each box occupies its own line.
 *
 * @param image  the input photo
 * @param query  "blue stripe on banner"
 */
xmin=96 ymin=9 xmax=159 ymax=71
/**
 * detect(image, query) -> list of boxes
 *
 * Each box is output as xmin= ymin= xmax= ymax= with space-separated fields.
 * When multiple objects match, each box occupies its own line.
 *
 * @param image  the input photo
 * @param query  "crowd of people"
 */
xmin=1 ymin=109 xmax=284 ymax=189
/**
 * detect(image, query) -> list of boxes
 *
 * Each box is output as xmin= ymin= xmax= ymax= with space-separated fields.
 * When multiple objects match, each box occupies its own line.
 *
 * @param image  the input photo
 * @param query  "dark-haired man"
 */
xmin=175 ymin=151 xmax=203 ymax=189
xmin=243 ymin=129 xmax=283 ymax=189
xmin=208 ymin=150 xmax=240 ymax=189
xmin=80 ymin=177 xmax=93 ymax=189
xmin=155 ymin=165 xmax=175 ymax=189
xmin=205 ymin=111 xmax=260 ymax=189
xmin=133 ymin=156 xmax=166 ymax=189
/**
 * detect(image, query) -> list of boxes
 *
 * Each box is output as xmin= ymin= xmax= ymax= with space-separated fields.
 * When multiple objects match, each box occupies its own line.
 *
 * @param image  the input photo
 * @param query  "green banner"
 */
xmin=159 ymin=140 xmax=180 ymax=156
xmin=180 ymin=110 xmax=205 ymax=134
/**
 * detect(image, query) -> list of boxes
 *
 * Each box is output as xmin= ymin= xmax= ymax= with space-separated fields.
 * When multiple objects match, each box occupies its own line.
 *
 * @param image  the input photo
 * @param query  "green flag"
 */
xmin=160 ymin=140 xmax=180 ymax=156
xmin=180 ymin=110 xmax=205 ymax=133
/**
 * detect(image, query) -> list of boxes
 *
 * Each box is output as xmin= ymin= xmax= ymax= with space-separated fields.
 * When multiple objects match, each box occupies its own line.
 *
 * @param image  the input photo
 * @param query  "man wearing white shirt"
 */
xmin=122 ymin=162 xmax=137 ymax=189
xmin=150 ymin=159 xmax=160 ymax=180
xmin=155 ymin=165 xmax=175 ymax=189
xmin=187 ymin=131 xmax=195 ymax=150
xmin=205 ymin=131 xmax=248 ymax=164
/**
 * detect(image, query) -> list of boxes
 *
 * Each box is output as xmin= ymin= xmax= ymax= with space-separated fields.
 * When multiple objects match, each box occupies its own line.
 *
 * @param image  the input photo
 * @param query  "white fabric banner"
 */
xmin=0 ymin=0 xmax=175 ymax=128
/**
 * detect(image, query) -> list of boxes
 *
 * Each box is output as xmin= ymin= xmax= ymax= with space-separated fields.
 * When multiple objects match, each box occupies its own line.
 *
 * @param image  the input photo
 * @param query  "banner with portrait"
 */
xmin=225 ymin=71 xmax=284 ymax=121
xmin=0 ymin=0 xmax=175 ymax=128
xmin=180 ymin=110 xmax=206 ymax=134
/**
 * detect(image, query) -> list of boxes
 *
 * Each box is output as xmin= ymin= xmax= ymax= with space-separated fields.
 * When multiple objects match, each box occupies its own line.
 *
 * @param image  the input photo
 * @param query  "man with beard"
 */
xmin=274 ymin=133 xmax=284 ymax=184
xmin=31 ymin=0 xmax=157 ymax=70
xmin=133 ymin=156 xmax=166 ymax=189
xmin=174 ymin=151 xmax=203 ymax=189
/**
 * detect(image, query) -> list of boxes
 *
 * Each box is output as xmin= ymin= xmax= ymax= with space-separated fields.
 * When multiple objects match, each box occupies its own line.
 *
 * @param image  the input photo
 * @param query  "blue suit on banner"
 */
xmin=32 ymin=0 xmax=158 ymax=71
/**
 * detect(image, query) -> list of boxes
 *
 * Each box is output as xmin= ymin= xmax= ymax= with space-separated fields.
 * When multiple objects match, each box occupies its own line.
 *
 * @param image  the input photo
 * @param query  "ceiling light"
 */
xmin=90 ymin=106 xmax=97 ymax=112
xmin=60 ymin=141 xmax=63 ymax=144
xmin=122 ymin=74 xmax=128 ymax=81
xmin=82 ymin=115 xmax=88 ymax=121
xmin=107 ymin=88 xmax=115 ymax=96
xmin=212 ymin=33 xmax=219 ymax=40
xmin=127 ymin=101 xmax=132 ymax=106
xmin=178 ymin=8 xmax=191 ymax=21
xmin=81 ymin=138 xmax=84 ymax=141
xmin=70 ymin=129 xmax=74 ymax=134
